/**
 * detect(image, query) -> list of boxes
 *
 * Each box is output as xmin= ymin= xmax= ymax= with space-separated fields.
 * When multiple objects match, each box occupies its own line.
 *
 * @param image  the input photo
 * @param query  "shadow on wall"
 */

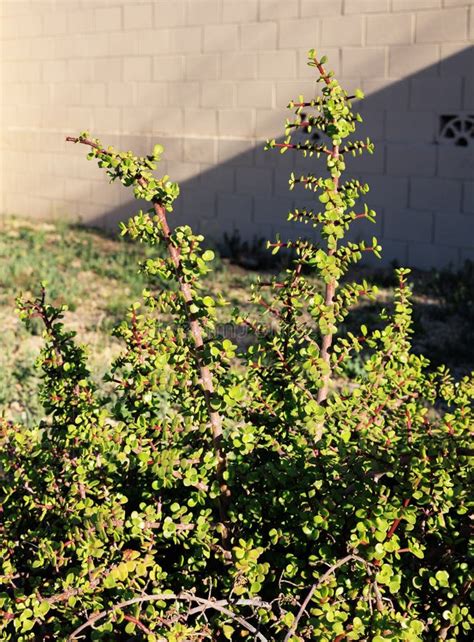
xmin=89 ymin=47 xmax=474 ymax=269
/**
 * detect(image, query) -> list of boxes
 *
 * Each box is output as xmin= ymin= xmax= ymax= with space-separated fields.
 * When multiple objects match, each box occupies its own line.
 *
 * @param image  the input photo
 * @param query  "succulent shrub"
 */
xmin=1 ymin=52 xmax=472 ymax=642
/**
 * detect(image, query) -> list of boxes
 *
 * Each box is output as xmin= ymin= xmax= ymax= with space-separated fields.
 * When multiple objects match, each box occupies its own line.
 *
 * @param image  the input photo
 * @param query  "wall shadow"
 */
xmin=87 ymin=47 xmax=474 ymax=269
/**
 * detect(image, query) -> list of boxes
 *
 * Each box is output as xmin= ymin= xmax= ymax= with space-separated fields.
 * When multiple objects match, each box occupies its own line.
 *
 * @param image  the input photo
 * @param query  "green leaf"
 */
xmin=202 ymin=250 xmax=215 ymax=262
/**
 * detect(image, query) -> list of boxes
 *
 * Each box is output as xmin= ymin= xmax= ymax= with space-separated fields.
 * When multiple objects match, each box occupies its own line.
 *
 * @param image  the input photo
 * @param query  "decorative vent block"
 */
xmin=439 ymin=114 xmax=474 ymax=147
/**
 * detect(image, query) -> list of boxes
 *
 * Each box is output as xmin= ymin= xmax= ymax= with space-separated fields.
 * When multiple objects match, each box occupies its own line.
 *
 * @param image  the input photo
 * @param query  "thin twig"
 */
xmin=67 ymin=592 xmax=272 ymax=641
xmin=283 ymin=555 xmax=366 ymax=642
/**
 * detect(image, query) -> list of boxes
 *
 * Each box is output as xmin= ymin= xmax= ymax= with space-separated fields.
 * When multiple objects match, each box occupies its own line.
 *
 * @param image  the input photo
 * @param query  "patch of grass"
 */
xmin=1 ymin=217 xmax=471 ymax=424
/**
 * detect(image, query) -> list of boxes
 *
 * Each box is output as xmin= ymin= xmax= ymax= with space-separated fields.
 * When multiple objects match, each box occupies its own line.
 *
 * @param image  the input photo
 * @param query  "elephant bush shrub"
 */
xmin=1 ymin=52 xmax=472 ymax=642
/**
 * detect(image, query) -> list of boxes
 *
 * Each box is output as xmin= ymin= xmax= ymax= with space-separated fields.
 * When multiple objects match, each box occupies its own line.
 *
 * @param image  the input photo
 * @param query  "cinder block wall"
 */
xmin=1 ymin=0 xmax=473 ymax=268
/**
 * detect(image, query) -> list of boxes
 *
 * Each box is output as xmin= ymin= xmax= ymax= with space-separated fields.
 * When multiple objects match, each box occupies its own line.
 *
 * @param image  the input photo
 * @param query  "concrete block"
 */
xmin=201 ymin=81 xmax=235 ymax=108
xmin=168 ymin=27 xmax=202 ymax=52
xmin=123 ymin=3 xmax=152 ymax=29
xmin=347 ymin=205 xmax=383 ymax=242
xmin=237 ymin=81 xmax=274 ymax=108
xmin=53 ymin=35 xmax=79 ymax=59
xmin=273 ymin=164 xmax=298 ymax=196
xmin=201 ymin=210 xmax=255 ymax=242
xmin=275 ymin=80 xmax=318 ymax=107
xmin=410 ymin=177 xmax=462 ymax=211
xmin=66 ymin=8 xmax=94 ymax=35
xmin=33 ymin=83 xmax=52 ymax=106
xmin=367 ymin=13 xmax=412 ymax=45
xmin=0 ymin=15 xmax=18 ymax=39
xmin=162 ymin=160 xmax=200 ymax=182
xmin=139 ymin=30 xmax=171 ymax=55
xmin=153 ymin=55 xmax=185 ymax=81
xmin=389 ymin=44 xmax=439 ymax=77
xmin=121 ymin=106 xmax=152 ymax=133
xmin=204 ymin=24 xmax=238 ymax=51
xmin=255 ymin=108 xmax=288 ymax=139
xmin=407 ymin=242 xmax=459 ymax=269
xmin=95 ymin=6 xmax=122 ymax=31
xmin=107 ymin=131 xmax=146 ymax=156
xmin=107 ymin=82 xmax=136 ymax=107
xmin=151 ymin=107 xmax=183 ymax=135
xmin=10 ymin=105 xmax=42 ymax=129
xmin=123 ymin=56 xmax=152 ymax=82
xmin=167 ymin=81 xmax=200 ymax=106
xmin=184 ymin=108 xmax=217 ymax=136
xmin=185 ymin=54 xmax=219 ymax=80
xmin=260 ymin=0 xmax=299 ymax=20
xmin=94 ymin=107 xmax=121 ymax=133
xmin=278 ymin=19 xmax=320 ymax=49
xmin=435 ymin=211 xmax=474 ymax=246
xmin=258 ymin=51 xmax=297 ymax=79
xmin=440 ymin=42 xmax=474 ymax=76
xmin=109 ymin=32 xmax=139 ymax=56
xmin=2 ymin=38 xmax=32 ymax=60
xmin=345 ymin=144 xmax=385 ymax=175
xmin=342 ymin=47 xmax=386 ymax=78
xmin=345 ymin=0 xmax=389 ymax=13
xmin=301 ymin=0 xmax=343 ymax=16
xmin=386 ymin=144 xmax=436 ymax=176
xmin=460 ymin=247 xmax=474 ymax=263
xmin=80 ymin=83 xmax=106 ymax=106
xmin=154 ymin=1 xmax=186 ymax=27
xmin=363 ymin=175 xmax=409 ymax=209
xmin=198 ymin=165 xmax=235 ymax=192
xmin=29 ymin=36 xmax=53 ymax=64
xmin=410 ymin=77 xmax=462 ymax=110
xmin=216 ymin=193 xmax=254 ymax=236
xmin=371 ymin=239 xmax=407 ymax=266
xmin=416 ymin=7 xmax=468 ymax=42
xmin=437 ymin=146 xmax=474 ymax=180
xmin=156 ymin=136 xmax=183 ymax=161
xmin=385 ymin=208 xmax=434 ymax=242
xmin=187 ymin=1 xmax=222 ymax=25
xmin=223 ymin=1 xmax=258 ymax=23
xmin=180 ymin=189 xmax=217 ymax=221
xmin=75 ymin=33 xmax=110 ymax=58
xmin=184 ymin=137 xmax=216 ymax=163
xmin=321 ymin=15 xmax=363 ymax=46
xmin=42 ymin=11 xmax=67 ymax=35
xmin=253 ymin=196 xmax=294 ymax=225
xmin=354 ymin=107 xmax=385 ymax=141
xmin=218 ymin=109 xmax=255 ymax=138
xmin=464 ymin=76 xmax=474 ymax=109
xmin=362 ymin=78 xmax=409 ymax=109
xmin=392 ymin=0 xmax=440 ymax=9
xmin=462 ymin=182 xmax=474 ymax=213
xmin=5 ymin=83 xmax=29 ymax=104
xmin=236 ymin=167 xmax=273 ymax=196
xmin=17 ymin=14 xmax=42 ymax=38
xmin=217 ymin=139 xmax=254 ymax=166
xmin=94 ymin=57 xmax=122 ymax=82
xmin=240 ymin=22 xmax=277 ymax=51
xmin=65 ymin=106 xmax=93 ymax=132
xmin=136 ymin=82 xmax=168 ymax=106
xmin=42 ymin=60 xmax=67 ymax=82
xmin=221 ymin=52 xmax=258 ymax=79
xmin=385 ymin=110 xmax=436 ymax=143
xmin=90 ymin=180 xmax=123 ymax=207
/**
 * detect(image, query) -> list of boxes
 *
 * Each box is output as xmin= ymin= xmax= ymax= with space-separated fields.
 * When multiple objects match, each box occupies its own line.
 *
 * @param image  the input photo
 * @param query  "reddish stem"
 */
xmin=386 ymin=498 xmax=411 ymax=540
xmin=66 ymin=135 xmax=231 ymax=550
